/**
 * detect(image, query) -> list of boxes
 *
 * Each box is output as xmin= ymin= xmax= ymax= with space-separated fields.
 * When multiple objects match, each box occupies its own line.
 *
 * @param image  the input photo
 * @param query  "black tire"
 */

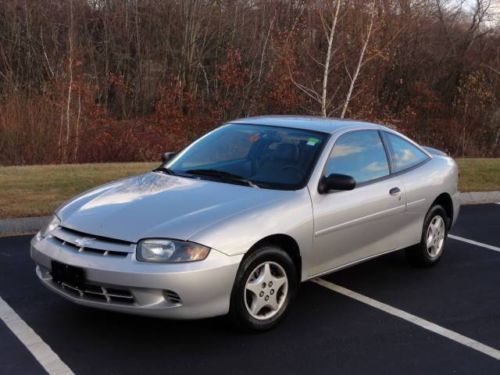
xmin=229 ymin=245 xmax=298 ymax=332
xmin=406 ymin=204 xmax=449 ymax=267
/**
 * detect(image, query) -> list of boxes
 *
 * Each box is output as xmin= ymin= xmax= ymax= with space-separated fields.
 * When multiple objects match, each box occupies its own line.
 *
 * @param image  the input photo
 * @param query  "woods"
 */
xmin=0 ymin=0 xmax=499 ymax=165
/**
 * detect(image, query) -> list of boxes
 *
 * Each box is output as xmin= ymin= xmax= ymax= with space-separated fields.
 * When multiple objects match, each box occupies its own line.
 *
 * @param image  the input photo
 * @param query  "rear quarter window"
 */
xmin=384 ymin=132 xmax=429 ymax=172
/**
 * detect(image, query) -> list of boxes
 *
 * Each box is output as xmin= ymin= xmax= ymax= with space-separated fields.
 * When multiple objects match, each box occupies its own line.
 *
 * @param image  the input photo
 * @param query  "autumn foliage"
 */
xmin=0 ymin=0 xmax=499 ymax=165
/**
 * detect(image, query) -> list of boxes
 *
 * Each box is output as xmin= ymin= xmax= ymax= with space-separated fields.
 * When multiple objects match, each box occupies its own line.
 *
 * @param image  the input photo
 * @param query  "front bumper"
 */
xmin=31 ymin=234 xmax=242 ymax=319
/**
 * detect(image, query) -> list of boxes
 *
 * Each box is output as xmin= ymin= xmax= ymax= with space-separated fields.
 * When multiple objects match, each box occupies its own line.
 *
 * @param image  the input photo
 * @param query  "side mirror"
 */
xmin=318 ymin=173 xmax=356 ymax=194
xmin=162 ymin=152 xmax=177 ymax=164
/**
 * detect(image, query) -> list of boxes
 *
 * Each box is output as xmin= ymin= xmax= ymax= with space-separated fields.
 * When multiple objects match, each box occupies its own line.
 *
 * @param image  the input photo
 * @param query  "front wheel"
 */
xmin=406 ymin=204 xmax=449 ymax=267
xmin=229 ymin=246 xmax=298 ymax=331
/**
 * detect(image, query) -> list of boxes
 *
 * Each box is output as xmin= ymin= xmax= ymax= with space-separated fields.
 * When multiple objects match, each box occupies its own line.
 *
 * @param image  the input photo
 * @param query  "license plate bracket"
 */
xmin=51 ymin=261 xmax=86 ymax=288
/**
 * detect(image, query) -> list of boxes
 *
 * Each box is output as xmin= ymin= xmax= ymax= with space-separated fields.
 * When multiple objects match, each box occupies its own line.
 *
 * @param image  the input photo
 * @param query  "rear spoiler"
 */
xmin=423 ymin=146 xmax=447 ymax=156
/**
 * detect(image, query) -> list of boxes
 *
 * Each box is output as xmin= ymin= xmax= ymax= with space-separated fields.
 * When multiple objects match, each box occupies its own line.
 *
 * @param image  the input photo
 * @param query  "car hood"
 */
xmin=57 ymin=172 xmax=288 ymax=243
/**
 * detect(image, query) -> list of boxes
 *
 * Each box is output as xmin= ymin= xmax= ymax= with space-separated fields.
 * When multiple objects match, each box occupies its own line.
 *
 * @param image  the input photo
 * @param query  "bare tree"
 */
xmin=63 ymin=0 xmax=75 ymax=163
xmin=320 ymin=0 xmax=342 ymax=117
xmin=340 ymin=0 xmax=377 ymax=118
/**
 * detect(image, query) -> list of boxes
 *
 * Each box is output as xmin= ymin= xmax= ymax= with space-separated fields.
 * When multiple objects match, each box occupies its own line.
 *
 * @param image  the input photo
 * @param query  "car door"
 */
xmin=308 ymin=130 xmax=407 ymax=277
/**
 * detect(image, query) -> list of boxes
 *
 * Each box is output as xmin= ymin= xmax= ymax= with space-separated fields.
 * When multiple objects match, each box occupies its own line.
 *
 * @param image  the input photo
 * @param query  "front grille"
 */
xmin=50 ymin=226 xmax=133 ymax=258
xmin=51 ymin=277 xmax=135 ymax=305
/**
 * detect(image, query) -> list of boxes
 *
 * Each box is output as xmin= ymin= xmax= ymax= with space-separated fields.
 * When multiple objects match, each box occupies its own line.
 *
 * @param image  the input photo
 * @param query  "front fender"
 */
xmin=188 ymin=189 xmax=314 ymax=275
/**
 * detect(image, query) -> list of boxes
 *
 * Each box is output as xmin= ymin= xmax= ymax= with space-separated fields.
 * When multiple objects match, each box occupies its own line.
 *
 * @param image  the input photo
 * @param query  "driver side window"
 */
xmin=325 ymin=130 xmax=390 ymax=184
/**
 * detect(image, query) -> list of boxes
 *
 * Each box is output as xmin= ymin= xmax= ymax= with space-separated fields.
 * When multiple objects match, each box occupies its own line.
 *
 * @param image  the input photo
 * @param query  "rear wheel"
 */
xmin=229 ymin=246 xmax=298 ymax=331
xmin=406 ymin=205 xmax=449 ymax=267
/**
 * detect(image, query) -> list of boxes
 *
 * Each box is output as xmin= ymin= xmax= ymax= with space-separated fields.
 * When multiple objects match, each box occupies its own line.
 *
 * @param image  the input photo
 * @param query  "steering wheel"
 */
xmin=281 ymin=165 xmax=303 ymax=174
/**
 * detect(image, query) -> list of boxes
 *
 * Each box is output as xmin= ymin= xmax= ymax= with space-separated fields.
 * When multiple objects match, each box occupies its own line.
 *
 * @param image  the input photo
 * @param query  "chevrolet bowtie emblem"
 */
xmin=74 ymin=237 xmax=96 ymax=248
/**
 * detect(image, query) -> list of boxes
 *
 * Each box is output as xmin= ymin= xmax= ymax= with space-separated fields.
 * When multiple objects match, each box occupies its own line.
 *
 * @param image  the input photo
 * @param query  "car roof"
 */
xmin=229 ymin=115 xmax=386 ymax=135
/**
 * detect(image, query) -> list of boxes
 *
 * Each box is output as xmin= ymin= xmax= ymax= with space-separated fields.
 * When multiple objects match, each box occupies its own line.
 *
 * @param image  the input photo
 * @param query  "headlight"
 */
xmin=39 ymin=215 xmax=60 ymax=239
xmin=137 ymin=239 xmax=210 ymax=263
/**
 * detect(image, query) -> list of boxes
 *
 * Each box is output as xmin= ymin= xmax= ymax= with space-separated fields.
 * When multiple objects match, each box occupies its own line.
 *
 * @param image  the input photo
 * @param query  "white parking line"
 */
xmin=313 ymin=278 xmax=500 ymax=361
xmin=0 ymin=296 xmax=73 ymax=374
xmin=448 ymin=234 xmax=500 ymax=253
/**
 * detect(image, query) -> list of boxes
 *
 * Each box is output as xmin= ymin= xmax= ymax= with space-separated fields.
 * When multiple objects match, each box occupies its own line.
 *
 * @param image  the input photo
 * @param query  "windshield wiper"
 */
xmin=153 ymin=166 xmax=176 ymax=175
xmin=185 ymin=169 xmax=259 ymax=188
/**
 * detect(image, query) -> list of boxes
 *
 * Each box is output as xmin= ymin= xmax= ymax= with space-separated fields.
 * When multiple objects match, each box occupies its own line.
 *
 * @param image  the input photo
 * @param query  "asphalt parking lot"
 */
xmin=1 ymin=204 xmax=499 ymax=374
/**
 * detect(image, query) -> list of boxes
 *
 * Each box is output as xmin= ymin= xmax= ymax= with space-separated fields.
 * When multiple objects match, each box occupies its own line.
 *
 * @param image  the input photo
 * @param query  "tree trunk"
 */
xmin=321 ymin=0 xmax=341 ymax=117
xmin=64 ymin=0 xmax=74 ymax=163
xmin=340 ymin=1 xmax=376 ymax=119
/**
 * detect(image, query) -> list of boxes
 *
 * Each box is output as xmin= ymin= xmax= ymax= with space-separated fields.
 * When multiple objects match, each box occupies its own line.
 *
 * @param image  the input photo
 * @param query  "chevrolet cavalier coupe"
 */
xmin=31 ymin=116 xmax=460 ymax=330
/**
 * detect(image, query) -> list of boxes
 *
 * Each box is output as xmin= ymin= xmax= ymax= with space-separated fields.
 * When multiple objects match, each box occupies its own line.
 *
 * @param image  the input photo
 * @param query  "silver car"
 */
xmin=31 ymin=116 xmax=460 ymax=330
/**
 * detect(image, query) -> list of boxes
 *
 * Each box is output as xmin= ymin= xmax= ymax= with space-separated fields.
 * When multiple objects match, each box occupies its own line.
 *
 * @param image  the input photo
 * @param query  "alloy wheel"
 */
xmin=426 ymin=215 xmax=446 ymax=258
xmin=244 ymin=261 xmax=288 ymax=320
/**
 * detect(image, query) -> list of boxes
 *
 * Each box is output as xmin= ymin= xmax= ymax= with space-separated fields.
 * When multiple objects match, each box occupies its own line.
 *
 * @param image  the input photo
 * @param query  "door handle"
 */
xmin=389 ymin=187 xmax=401 ymax=196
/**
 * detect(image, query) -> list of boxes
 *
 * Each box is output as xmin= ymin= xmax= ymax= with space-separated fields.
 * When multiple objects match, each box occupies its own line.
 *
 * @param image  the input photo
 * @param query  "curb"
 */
xmin=0 ymin=192 xmax=499 ymax=237
xmin=0 ymin=216 xmax=50 ymax=237
xmin=458 ymin=191 xmax=500 ymax=205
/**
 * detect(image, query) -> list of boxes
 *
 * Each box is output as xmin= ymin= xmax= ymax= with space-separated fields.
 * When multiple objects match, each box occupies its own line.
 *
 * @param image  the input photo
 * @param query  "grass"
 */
xmin=456 ymin=158 xmax=500 ymax=192
xmin=0 ymin=159 xmax=498 ymax=219
xmin=0 ymin=162 xmax=156 ymax=219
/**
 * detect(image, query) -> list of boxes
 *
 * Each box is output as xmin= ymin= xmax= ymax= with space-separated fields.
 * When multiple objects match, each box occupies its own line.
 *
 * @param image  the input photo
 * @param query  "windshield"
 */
xmin=166 ymin=123 xmax=328 ymax=190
